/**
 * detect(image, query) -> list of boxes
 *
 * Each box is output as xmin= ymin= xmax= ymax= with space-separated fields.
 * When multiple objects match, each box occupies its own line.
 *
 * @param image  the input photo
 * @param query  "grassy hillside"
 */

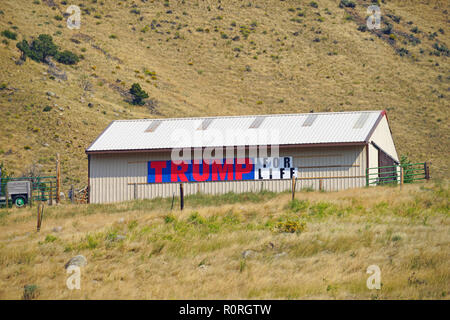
xmin=0 ymin=181 xmax=448 ymax=299
xmin=0 ymin=0 xmax=449 ymax=190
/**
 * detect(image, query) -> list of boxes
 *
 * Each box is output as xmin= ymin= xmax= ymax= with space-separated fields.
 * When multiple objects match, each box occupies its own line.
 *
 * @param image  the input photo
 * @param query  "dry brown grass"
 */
xmin=0 ymin=180 xmax=448 ymax=299
xmin=0 ymin=0 xmax=449 ymax=189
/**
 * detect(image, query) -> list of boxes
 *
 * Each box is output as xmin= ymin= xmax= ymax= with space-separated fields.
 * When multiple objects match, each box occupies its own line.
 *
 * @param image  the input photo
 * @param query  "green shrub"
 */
xmin=1 ymin=29 xmax=17 ymax=40
xmin=129 ymin=83 xmax=149 ymax=105
xmin=55 ymin=50 xmax=80 ymax=65
xmin=277 ymin=219 xmax=306 ymax=234
xmin=309 ymin=202 xmax=332 ymax=217
xmin=400 ymin=155 xmax=414 ymax=183
xmin=397 ymin=47 xmax=409 ymax=56
xmin=45 ymin=234 xmax=57 ymax=242
xmin=240 ymin=26 xmax=251 ymax=39
xmin=0 ymin=161 xmax=11 ymax=180
xmin=187 ymin=212 xmax=205 ymax=225
xmin=43 ymin=106 xmax=52 ymax=112
xmin=387 ymin=14 xmax=401 ymax=23
xmin=128 ymin=220 xmax=138 ymax=230
xmin=339 ymin=0 xmax=356 ymax=8
xmin=23 ymin=285 xmax=39 ymax=300
xmin=164 ymin=214 xmax=176 ymax=223
xmin=16 ymin=34 xmax=58 ymax=62
xmin=309 ymin=1 xmax=319 ymax=8
xmin=79 ymin=234 xmax=99 ymax=250
xmin=382 ymin=23 xmax=393 ymax=35
xmin=357 ymin=25 xmax=367 ymax=32
xmin=432 ymin=42 xmax=449 ymax=56
xmin=288 ymin=199 xmax=309 ymax=213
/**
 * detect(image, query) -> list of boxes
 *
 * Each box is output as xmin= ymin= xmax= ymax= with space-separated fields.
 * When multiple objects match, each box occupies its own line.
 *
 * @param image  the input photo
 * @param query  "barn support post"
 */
xmin=56 ymin=153 xmax=60 ymax=204
xmin=133 ymin=183 xmax=137 ymax=200
xmin=180 ymin=184 xmax=184 ymax=211
xmin=319 ymin=179 xmax=323 ymax=191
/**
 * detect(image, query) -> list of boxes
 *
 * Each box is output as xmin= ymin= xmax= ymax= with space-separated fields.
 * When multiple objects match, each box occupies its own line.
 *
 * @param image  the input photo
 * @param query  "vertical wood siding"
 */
xmin=89 ymin=146 xmax=366 ymax=203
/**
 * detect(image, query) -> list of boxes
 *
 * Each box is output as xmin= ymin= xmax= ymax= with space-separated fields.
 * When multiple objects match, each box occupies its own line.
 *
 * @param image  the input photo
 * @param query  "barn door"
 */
xmin=378 ymin=149 xmax=397 ymax=183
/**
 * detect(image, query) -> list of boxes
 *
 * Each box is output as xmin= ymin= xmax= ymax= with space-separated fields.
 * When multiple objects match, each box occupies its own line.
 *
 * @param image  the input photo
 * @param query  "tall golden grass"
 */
xmin=0 ymin=181 xmax=448 ymax=299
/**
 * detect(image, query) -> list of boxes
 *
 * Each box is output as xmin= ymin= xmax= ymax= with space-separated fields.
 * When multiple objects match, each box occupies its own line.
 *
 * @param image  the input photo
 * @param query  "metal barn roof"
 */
xmin=86 ymin=110 xmax=386 ymax=153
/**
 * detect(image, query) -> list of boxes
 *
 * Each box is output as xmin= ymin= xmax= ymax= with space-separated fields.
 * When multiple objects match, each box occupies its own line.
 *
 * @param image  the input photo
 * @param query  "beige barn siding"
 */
xmin=366 ymin=115 xmax=400 ymax=185
xmin=89 ymin=146 xmax=367 ymax=204
xmin=369 ymin=116 xmax=399 ymax=162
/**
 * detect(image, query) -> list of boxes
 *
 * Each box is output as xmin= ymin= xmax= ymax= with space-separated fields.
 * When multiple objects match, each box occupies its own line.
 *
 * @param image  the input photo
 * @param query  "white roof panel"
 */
xmin=86 ymin=110 xmax=384 ymax=152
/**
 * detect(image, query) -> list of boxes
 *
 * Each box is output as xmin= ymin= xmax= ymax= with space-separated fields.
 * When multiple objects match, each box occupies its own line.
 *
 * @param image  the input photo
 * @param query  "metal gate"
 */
xmin=0 ymin=176 xmax=57 ymax=207
xmin=366 ymin=162 xmax=430 ymax=186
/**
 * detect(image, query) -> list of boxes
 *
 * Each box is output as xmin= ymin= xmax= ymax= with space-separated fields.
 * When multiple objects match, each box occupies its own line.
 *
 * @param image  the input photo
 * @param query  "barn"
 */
xmin=85 ymin=110 xmax=399 ymax=204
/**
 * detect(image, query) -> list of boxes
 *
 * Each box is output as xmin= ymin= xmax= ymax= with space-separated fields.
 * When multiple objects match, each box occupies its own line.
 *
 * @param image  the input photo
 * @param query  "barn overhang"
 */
xmin=85 ymin=141 xmax=367 ymax=155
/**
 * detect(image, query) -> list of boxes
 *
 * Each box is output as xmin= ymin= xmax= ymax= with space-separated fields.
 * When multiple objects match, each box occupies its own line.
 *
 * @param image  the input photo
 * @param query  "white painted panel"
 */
xmin=368 ymin=116 xmax=399 ymax=162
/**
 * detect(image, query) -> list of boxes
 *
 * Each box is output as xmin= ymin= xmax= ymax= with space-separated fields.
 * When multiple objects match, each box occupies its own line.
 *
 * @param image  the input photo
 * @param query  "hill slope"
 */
xmin=0 ymin=0 xmax=449 ymax=188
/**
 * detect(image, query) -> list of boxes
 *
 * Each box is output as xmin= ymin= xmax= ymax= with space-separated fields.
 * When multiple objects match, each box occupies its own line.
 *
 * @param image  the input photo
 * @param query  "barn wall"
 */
xmin=368 ymin=116 xmax=399 ymax=162
xmin=89 ymin=146 xmax=367 ymax=204
xmin=369 ymin=143 xmax=379 ymax=169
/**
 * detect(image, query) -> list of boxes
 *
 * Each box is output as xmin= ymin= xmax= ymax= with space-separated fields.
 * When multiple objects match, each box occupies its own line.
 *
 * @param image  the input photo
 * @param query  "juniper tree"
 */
xmin=129 ymin=83 xmax=149 ymax=105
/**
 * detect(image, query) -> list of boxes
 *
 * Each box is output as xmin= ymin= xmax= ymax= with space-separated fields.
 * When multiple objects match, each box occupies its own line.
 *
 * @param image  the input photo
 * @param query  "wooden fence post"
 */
xmin=170 ymin=192 xmax=175 ymax=211
xmin=49 ymin=182 xmax=53 ymax=206
xmin=37 ymin=203 xmax=44 ymax=232
xmin=56 ymin=153 xmax=60 ymax=204
xmin=400 ymin=167 xmax=404 ymax=188
xmin=319 ymin=179 xmax=323 ymax=191
xmin=424 ymin=162 xmax=430 ymax=180
xmin=180 ymin=183 xmax=184 ymax=211
xmin=291 ymin=175 xmax=296 ymax=200
xmin=133 ymin=183 xmax=137 ymax=200
xmin=71 ymin=185 xmax=75 ymax=203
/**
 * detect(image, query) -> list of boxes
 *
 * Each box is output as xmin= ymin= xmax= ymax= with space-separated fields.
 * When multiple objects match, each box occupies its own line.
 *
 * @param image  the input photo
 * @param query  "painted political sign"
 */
xmin=147 ymin=157 xmax=297 ymax=183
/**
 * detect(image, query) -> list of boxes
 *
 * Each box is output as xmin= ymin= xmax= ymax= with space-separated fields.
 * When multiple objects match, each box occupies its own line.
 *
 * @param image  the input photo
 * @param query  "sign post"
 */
xmin=180 ymin=184 xmax=184 ymax=211
xmin=291 ymin=175 xmax=296 ymax=200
